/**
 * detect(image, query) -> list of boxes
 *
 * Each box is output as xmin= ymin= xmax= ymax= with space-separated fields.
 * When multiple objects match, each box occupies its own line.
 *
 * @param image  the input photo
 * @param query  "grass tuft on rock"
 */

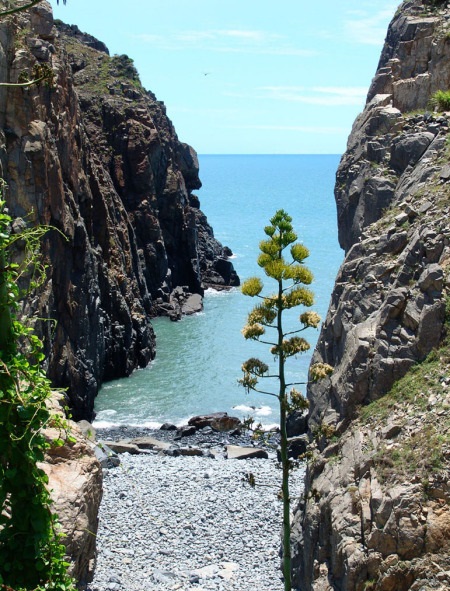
xmin=358 ymin=298 xmax=450 ymax=486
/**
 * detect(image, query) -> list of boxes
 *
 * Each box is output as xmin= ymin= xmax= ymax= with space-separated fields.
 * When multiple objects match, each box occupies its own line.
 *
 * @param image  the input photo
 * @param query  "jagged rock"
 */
xmin=225 ymin=445 xmax=268 ymax=460
xmin=287 ymin=436 xmax=308 ymax=458
xmin=181 ymin=293 xmax=203 ymax=315
xmin=390 ymin=132 xmax=435 ymax=173
xmin=188 ymin=412 xmax=227 ymax=429
xmin=277 ymin=435 xmax=309 ymax=461
xmin=0 ymin=3 xmax=238 ymax=421
xmin=293 ymin=2 xmax=450 ymax=589
xmin=418 ymin=263 xmax=444 ymax=294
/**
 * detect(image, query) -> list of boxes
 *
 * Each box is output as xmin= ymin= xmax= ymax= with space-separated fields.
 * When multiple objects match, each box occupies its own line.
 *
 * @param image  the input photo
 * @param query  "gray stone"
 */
xmin=381 ymin=423 xmax=402 ymax=439
xmin=440 ymin=164 xmax=450 ymax=181
xmin=160 ymin=422 xmax=177 ymax=431
xmin=394 ymin=212 xmax=409 ymax=226
xmin=77 ymin=419 xmax=96 ymax=442
xmin=390 ymin=132 xmax=435 ymax=173
xmin=418 ymin=201 xmax=433 ymax=214
xmin=226 ymin=445 xmax=268 ymax=460
xmin=94 ymin=442 xmax=120 ymax=468
xmin=102 ymin=440 xmax=141 ymax=454
xmin=177 ymin=447 xmax=204 ymax=457
xmin=151 ymin=570 xmax=177 ymax=584
xmin=176 ymin=425 xmax=197 ymax=438
xmin=418 ymin=264 xmax=444 ymax=294
xmin=181 ymin=293 xmax=203 ymax=315
xmin=131 ymin=436 xmax=173 ymax=451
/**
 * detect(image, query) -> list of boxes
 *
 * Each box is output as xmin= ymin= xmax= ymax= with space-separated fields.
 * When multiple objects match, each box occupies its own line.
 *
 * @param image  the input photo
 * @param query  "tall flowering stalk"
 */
xmin=240 ymin=210 xmax=331 ymax=591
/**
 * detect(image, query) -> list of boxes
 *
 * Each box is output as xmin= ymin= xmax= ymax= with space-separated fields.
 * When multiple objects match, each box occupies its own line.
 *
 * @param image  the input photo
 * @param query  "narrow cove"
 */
xmin=94 ymin=154 xmax=343 ymax=428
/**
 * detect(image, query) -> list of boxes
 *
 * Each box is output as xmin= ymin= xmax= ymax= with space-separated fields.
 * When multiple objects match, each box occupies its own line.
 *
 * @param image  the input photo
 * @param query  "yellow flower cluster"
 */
xmin=310 ymin=362 xmax=333 ymax=381
xmin=271 ymin=337 xmax=310 ymax=357
xmin=241 ymin=323 xmax=265 ymax=340
xmin=300 ymin=311 xmax=321 ymax=328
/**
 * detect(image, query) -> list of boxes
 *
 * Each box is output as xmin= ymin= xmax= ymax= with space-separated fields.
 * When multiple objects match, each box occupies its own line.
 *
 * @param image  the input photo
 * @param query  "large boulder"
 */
xmin=188 ymin=412 xmax=242 ymax=432
xmin=42 ymin=395 xmax=102 ymax=587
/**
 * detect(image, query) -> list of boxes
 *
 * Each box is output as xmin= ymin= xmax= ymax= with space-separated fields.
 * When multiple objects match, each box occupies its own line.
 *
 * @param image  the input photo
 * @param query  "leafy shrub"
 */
xmin=0 ymin=187 xmax=76 ymax=591
xmin=429 ymin=89 xmax=450 ymax=111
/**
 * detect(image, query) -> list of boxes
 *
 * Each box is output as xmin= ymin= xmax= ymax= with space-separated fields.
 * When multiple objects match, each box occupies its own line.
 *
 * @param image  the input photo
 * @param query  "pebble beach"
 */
xmin=88 ymin=428 xmax=305 ymax=591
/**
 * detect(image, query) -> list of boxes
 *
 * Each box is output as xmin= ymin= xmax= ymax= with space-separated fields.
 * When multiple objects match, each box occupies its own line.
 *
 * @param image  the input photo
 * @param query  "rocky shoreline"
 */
xmin=86 ymin=417 xmax=304 ymax=591
xmin=94 ymin=420 xmax=279 ymax=460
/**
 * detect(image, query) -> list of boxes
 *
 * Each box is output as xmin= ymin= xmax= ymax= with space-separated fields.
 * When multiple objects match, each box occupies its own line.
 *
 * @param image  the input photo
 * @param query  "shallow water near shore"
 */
xmin=94 ymin=155 xmax=343 ymax=428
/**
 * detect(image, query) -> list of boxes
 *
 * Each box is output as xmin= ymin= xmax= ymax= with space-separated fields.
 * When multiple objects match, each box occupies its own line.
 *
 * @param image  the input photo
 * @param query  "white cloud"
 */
xmin=220 ymin=30 xmax=269 ymax=41
xmin=344 ymin=3 xmax=399 ymax=46
xmin=130 ymin=29 xmax=315 ymax=57
xmin=258 ymin=86 xmax=368 ymax=106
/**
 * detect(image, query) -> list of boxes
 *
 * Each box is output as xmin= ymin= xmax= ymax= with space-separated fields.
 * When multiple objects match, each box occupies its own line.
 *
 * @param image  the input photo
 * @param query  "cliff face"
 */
xmin=0 ymin=2 xmax=238 ymax=421
xmin=292 ymin=1 xmax=450 ymax=589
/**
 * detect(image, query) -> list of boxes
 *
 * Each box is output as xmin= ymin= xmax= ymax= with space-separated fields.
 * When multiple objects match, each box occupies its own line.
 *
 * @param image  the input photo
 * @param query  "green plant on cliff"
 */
xmin=429 ymin=89 xmax=450 ymax=111
xmin=0 ymin=186 xmax=76 ymax=591
xmin=0 ymin=0 xmax=62 ymax=89
xmin=239 ymin=210 xmax=332 ymax=591
xmin=0 ymin=3 xmax=75 ymax=589
xmin=359 ymin=295 xmax=450 ymax=488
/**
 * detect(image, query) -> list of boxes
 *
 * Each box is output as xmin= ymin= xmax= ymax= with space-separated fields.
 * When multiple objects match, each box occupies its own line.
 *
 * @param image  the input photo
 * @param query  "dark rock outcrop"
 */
xmin=292 ymin=2 xmax=450 ymax=590
xmin=0 ymin=2 xmax=238 ymax=421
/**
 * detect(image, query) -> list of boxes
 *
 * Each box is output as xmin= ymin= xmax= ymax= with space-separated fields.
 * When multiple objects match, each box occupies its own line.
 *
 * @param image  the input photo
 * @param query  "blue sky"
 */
xmin=50 ymin=0 xmax=400 ymax=154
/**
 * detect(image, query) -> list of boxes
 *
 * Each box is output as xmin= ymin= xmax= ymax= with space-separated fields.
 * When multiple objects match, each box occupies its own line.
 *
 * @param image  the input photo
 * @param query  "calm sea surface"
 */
xmin=94 ymin=155 xmax=343 ymax=428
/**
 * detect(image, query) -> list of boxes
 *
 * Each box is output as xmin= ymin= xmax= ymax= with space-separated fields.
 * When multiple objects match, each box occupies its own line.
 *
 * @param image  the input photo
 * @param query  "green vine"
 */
xmin=0 ymin=182 xmax=76 ymax=591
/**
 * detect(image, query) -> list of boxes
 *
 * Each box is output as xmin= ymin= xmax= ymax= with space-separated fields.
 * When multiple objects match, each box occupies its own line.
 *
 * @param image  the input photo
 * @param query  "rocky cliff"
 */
xmin=292 ymin=1 xmax=450 ymax=590
xmin=0 ymin=2 xmax=238 ymax=421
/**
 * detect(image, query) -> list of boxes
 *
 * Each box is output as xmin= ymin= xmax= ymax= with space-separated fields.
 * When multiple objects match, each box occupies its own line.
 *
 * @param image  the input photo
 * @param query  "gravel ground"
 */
xmin=88 ymin=449 xmax=305 ymax=591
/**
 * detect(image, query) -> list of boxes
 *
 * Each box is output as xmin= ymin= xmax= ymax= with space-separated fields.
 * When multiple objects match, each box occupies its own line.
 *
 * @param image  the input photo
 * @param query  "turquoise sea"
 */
xmin=94 ymin=155 xmax=343 ymax=428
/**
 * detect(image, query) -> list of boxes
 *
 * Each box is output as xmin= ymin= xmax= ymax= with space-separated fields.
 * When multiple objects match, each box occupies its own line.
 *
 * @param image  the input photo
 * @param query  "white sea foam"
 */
xmin=233 ymin=404 xmax=273 ymax=417
xmin=204 ymin=287 xmax=238 ymax=297
xmin=93 ymin=419 xmax=162 ymax=429
xmin=92 ymin=420 xmax=119 ymax=429
xmin=96 ymin=409 xmax=117 ymax=417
